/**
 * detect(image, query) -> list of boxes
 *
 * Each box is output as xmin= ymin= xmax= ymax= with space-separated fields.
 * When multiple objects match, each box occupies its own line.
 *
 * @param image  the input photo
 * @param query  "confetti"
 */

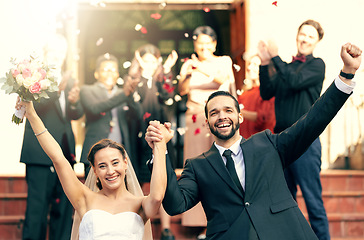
xmin=172 ymin=80 xmax=178 ymax=85
xmin=133 ymin=92 xmax=141 ymax=102
xmin=192 ymin=35 xmax=197 ymax=40
xmin=233 ymin=64 xmax=241 ymax=72
xmin=192 ymin=114 xmax=197 ymax=123
xmin=239 ymin=103 xmax=244 ymax=110
xmin=141 ymin=27 xmax=148 ymax=34
xmin=138 ymin=82 xmax=144 ymax=87
xmin=96 ymin=38 xmax=103 ymax=46
xmin=123 ymin=105 xmax=129 ymax=111
xmin=143 ymin=112 xmax=151 ymax=121
xmin=138 ymin=131 xmax=143 ymax=138
xmin=100 ymin=112 xmax=106 ymax=116
xmin=159 ymin=2 xmax=167 ymax=9
xmin=150 ymin=13 xmax=162 ymax=20
xmin=165 ymin=98 xmax=174 ymax=106
xmin=272 ymin=1 xmax=278 ymax=6
xmin=194 ymin=128 xmax=201 ymax=135
xmin=184 ymin=33 xmax=189 ymax=38
xmin=181 ymin=58 xmax=189 ymax=62
xmin=174 ymin=95 xmax=182 ymax=102
xmin=104 ymin=53 xmax=110 ymax=59
xmin=177 ymin=127 xmax=186 ymax=136
xmin=135 ymin=24 xmax=142 ymax=31
xmin=117 ymin=77 xmax=124 ymax=85
xmin=163 ymin=83 xmax=175 ymax=93
xmin=203 ymin=7 xmax=210 ymax=12
xmin=123 ymin=61 xmax=131 ymax=69
xmin=236 ymin=89 xmax=242 ymax=96
xmin=55 ymin=198 xmax=60 ymax=204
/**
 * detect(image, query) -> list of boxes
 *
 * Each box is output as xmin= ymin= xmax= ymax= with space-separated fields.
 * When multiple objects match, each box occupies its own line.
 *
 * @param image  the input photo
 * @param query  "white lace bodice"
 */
xmin=79 ymin=209 xmax=144 ymax=240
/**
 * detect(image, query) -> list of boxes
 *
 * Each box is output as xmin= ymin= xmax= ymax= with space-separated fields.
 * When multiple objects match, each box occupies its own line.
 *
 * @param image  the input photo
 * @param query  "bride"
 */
xmin=17 ymin=98 xmax=173 ymax=240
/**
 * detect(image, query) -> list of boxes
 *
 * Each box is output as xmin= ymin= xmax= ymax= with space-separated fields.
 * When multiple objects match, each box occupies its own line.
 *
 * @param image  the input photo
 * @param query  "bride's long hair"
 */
xmin=70 ymin=139 xmax=153 ymax=240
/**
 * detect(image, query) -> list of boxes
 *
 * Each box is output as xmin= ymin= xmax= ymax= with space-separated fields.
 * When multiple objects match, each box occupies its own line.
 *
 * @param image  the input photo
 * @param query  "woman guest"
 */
xmin=178 ymin=25 xmax=236 ymax=239
xmin=17 ymin=99 xmax=173 ymax=240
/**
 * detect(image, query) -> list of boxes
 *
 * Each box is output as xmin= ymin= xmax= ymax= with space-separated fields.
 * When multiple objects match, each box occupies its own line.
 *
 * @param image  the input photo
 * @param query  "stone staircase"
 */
xmin=0 ymin=170 xmax=363 ymax=240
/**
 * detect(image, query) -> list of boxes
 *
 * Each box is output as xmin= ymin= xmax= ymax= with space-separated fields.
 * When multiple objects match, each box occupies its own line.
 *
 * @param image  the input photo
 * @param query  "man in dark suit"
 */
xmin=145 ymin=43 xmax=361 ymax=240
xmin=79 ymin=53 xmax=139 ymax=176
xmin=20 ymin=34 xmax=84 ymax=240
xmin=258 ymin=19 xmax=329 ymax=239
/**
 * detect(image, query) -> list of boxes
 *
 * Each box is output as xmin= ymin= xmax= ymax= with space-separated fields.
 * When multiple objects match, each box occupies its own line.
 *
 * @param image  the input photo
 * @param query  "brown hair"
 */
xmin=298 ymin=19 xmax=324 ymax=41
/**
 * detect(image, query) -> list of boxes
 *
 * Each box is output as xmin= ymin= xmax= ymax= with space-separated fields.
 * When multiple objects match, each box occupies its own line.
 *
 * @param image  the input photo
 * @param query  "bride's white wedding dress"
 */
xmin=79 ymin=209 xmax=144 ymax=240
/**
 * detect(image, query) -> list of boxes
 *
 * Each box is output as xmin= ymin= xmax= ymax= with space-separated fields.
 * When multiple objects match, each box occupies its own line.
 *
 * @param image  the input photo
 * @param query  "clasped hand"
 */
xmin=145 ymin=121 xmax=174 ymax=149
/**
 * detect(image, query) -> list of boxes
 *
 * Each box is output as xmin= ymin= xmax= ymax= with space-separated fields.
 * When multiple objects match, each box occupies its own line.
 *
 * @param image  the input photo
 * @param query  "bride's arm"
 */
xmin=18 ymin=99 xmax=89 ymax=212
xmin=141 ymin=121 xmax=173 ymax=219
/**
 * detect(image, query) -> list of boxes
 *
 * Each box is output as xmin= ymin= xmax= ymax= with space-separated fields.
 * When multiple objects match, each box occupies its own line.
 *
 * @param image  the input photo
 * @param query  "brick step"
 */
xmin=0 ymin=216 xmax=23 ymax=240
xmin=297 ymin=191 xmax=364 ymax=214
xmin=0 ymin=176 xmax=27 ymax=194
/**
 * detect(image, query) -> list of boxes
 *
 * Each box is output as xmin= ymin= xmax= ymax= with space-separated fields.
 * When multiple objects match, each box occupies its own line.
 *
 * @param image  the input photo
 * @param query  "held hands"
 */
xmin=145 ymin=121 xmax=174 ymax=149
xmin=341 ymin=43 xmax=362 ymax=74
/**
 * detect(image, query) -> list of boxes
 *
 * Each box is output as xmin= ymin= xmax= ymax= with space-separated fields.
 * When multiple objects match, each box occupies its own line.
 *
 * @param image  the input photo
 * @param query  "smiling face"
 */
xmin=94 ymin=61 xmax=119 ymax=91
xmin=193 ymin=34 xmax=217 ymax=60
xmin=296 ymin=24 xmax=320 ymax=56
xmin=206 ymin=95 xmax=243 ymax=145
xmin=93 ymin=147 xmax=127 ymax=191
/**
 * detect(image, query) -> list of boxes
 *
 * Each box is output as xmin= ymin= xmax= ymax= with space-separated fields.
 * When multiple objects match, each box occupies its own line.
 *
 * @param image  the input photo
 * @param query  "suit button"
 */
xmin=245 ymin=202 xmax=250 ymax=207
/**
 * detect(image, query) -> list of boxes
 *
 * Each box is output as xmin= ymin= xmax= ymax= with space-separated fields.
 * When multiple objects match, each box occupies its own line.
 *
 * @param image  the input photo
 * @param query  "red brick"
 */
xmin=328 ymin=176 xmax=347 ymax=191
xmin=347 ymin=176 xmax=364 ymax=191
xmin=345 ymin=221 xmax=364 ymax=237
xmin=356 ymin=198 xmax=364 ymax=213
xmin=339 ymin=197 xmax=356 ymax=213
xmin=329 ymin=221 xmax=343 ymax=238
xmin=324 ymin=197 xmax=339 ymax=213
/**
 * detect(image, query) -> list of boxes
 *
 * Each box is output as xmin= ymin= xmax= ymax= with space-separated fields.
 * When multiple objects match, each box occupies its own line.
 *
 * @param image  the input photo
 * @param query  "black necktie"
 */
xmin=223 ymin=150 xmax=244 ymax=195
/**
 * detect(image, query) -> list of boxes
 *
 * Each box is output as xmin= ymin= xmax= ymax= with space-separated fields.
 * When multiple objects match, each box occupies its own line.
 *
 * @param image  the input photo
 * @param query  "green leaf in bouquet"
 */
xmin=0 ymin=77 xmax=6 ymax=83
xmin=33 ymin=94 xmax=39 ymax=101
xmin=38 ymin=91 xmax=49 ymax=99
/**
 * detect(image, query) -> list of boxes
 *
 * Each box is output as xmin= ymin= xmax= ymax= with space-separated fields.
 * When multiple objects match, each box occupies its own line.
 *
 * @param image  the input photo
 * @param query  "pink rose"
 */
xmin=12 ymin=69 xmax=20 ymax=78
xmin=38 ymin=68 xmax=47 ymax=80
xmin=22 ymin=68 xmax=32 ymax=78
xmin=29 ymin=82 xmax=41 ymax=93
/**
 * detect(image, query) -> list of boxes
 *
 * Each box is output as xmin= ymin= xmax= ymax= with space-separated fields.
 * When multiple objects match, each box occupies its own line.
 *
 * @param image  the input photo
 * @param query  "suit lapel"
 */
xmin=240 ymin=139 xmax=254 ymax=198
xmin=204 ymin=145 xmax=244 ymax=199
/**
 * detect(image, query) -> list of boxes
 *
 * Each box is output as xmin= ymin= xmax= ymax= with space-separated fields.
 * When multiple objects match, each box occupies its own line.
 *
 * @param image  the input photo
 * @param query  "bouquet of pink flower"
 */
xmin=0 ymin=55 xmax=59 ymax=124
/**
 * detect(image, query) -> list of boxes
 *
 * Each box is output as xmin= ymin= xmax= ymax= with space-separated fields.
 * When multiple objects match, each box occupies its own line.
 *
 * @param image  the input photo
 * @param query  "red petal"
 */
xmin=272 ymin=1 xmax=278 ymax=6
xmin=194 ymin=128 xmax=201 ymax=135
xmin=203 ymin=7 xmax=210 ymax=12
xmin=192 ymin=114 xmax=197 ymax=123
xmin=141 ymin=27 xmax=148 ymax=34
xmin=150 ymin=13 xmax=162 ymax=20
xmin=143 ymin=112 xmax=151 ymax=121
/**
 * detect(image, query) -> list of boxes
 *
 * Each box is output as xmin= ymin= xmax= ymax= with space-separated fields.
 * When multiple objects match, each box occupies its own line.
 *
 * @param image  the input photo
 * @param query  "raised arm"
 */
xmin=17 ymin=99 xmax=89 ymax=212
xmin=142 ymin=121 xmax=173 ymax=219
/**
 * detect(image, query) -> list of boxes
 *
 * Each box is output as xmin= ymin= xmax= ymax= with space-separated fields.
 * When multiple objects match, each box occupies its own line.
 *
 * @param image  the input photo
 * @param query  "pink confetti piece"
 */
xmin=192 ymin=114 xmax=197 ymax=123
xmin=141 ymin=27 xmax=148 ymax=34
xmin=272 ymin=1 xmax=278 ymax=6
xmin=100 ymin=112 xmax=106 ymax=116
xmin=163 ymin=83 xmax=175 ymax=93
xmin=194 ymin=128 xmax=201 ymax=135
xmin=181 ymin=57 xmax=189 ymax=62
xmin=203 ymin=7 xmax=210 ymax=12
xmin=143 ymin=112 xmax=151 ymax=121
xmin=150 ymin=13 xmax=162 ymax=20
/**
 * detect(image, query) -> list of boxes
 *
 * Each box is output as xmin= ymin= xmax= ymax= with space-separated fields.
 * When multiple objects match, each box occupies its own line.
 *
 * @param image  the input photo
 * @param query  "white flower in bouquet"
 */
xmin=0 ymin=55 xmax=59 ymax=124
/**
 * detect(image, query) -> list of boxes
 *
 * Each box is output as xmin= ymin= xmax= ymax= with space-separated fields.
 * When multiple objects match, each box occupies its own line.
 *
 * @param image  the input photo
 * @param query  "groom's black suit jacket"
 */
xmin=161 ymin=80 xmax=350 ymax=240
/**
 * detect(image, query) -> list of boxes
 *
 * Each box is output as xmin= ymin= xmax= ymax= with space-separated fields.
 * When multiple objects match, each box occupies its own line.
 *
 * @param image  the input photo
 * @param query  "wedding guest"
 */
xmin=20 ymin=34 xmax=84 ymax=240
xmin=178 ymin=25 xmax=236 ymax=239
xmin=79 ymin=53 xmax=138 ymax=176
xmin=258 ymin=19 xmax=329 ymax=239
xmin=126 ymin=44 xmax=178 ymax=240
xmin=238 ymin=54 xmax=275 ymax=139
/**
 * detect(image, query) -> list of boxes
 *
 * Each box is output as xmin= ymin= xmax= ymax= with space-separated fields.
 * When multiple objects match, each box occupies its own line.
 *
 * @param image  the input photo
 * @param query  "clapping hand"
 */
xmin=163 ymin=50 xmax=178 ymax=73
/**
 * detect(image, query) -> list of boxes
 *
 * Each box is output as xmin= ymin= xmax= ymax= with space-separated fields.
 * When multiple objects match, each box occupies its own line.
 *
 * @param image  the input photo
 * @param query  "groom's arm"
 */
xmin=274 ymin=43 xmax=362 ymax=168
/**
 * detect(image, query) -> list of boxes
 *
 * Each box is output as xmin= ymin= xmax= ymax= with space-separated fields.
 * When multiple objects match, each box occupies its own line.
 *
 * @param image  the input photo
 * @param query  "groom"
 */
xmin=145 ymin=43 xmax=361 ymax=240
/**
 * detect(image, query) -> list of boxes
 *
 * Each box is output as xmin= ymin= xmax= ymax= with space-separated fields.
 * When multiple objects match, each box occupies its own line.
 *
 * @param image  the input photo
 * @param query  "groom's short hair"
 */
xmin=204 ymin=91 xmax=240 ymax=118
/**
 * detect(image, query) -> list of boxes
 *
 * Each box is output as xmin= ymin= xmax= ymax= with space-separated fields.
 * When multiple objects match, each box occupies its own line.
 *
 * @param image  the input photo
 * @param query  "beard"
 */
xmin=208 ymin=119 xmax=240 ymax=140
